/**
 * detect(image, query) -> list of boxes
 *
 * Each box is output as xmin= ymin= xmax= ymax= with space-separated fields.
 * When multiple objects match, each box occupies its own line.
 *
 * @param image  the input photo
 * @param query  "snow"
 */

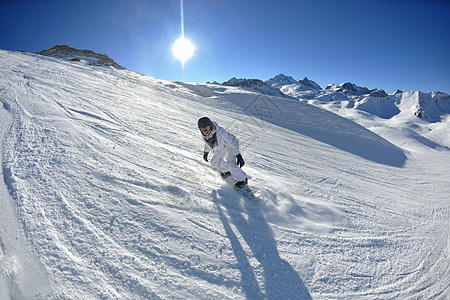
xmin=222 ymin=77 xmax=285 ymax=98
xmin=0 ymin=49 xmax=449 ymax=299
xmin=0 ymin=91 xmax=50 ymax=299
xmin=266 ymin=74 xmax=322 ymax=91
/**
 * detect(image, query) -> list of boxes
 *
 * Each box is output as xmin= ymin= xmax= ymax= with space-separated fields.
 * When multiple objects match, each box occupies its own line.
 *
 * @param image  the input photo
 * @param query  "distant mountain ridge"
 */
xmin=267 ymin=74 xmax=322 ymax=91
xmin=222 ymin=77 xmax=285 ymax=97
xmin=220 ymin=74 xmax=450 ymax=123
xmin=36 ymin=45 xmax=125 ymax=70
xmin=326 ymin=82 xmax=388 ymax=98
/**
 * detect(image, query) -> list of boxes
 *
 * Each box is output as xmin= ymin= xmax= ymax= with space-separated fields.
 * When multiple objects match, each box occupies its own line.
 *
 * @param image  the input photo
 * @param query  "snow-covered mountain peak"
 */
xmin=355 ymin=90 xmax=450 ymax=122
xmin=369 ymin=88 xmax=388 ymax=98
xmin=222 ymin=77 xmax=264 ymax=87
xmin=299 ymin=77 xmax=322 ymax=90
xmin=326 ymin=82 xmax=372 ymax=95
xmin=266 ymin=74 xmax=322 ymax=91
xmin=222 ymin=77 xmax=285 ymax=97
xmin=36 ymin=45 xmax=125 ymax=70
xmin=413 ymin=90 xmax=450 ymax=122
xmin=266 ymin=73 xmax=299 ymax=85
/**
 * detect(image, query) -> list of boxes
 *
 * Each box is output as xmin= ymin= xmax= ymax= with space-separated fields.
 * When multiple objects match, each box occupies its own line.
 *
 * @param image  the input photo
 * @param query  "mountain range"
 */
xmin=215 ymin=74 xmax=450 ymax=124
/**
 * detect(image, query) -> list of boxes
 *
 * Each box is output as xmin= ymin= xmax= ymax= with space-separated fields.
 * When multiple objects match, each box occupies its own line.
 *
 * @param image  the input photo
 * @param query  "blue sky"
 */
xmin=1 ymin=0 xmax=449 ymax=93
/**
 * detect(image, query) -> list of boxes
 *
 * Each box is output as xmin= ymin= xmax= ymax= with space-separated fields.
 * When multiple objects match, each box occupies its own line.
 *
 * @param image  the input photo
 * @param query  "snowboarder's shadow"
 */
xmin=212 ymin=189 xmax=311 ymax=299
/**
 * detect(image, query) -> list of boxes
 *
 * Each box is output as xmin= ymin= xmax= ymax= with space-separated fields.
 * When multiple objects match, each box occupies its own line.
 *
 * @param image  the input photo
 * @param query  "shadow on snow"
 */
xmin=212 ymin=188 xmax=312 ymax=299
xmin=232 ymin=95 xmax=407 ymax=168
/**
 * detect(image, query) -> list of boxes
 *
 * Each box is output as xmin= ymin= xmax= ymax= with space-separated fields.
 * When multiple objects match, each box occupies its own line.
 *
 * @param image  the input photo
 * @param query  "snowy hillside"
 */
xmin=1 ymin=49 xmax=449 ymax=299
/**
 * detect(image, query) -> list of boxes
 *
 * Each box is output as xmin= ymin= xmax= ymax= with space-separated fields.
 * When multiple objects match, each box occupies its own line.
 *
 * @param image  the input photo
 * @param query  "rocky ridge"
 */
xmin=36 ymin=45 xmax=125 ymax=70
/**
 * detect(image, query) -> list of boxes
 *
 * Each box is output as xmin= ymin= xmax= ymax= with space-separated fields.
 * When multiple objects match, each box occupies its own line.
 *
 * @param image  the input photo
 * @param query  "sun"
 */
xmin=172 ymin=37 xmax=195 ymax=65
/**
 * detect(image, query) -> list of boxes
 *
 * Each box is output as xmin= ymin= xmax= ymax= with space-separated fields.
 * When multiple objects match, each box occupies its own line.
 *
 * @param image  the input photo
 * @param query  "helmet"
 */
xmin=198 ymin=117 xmax=213 ymax=130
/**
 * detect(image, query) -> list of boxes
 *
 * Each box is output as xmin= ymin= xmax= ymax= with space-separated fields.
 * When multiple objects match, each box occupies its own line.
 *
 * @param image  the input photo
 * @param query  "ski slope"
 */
xmin=0 ymin=50 xmax=449 ymax=299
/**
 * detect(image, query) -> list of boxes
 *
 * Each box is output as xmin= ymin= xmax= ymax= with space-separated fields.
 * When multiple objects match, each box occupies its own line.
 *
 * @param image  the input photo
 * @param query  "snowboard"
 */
xmin=236 ymin=185 xmax=259 ymax=201
xmin=222 ymin=175 xmax=259 ymax=201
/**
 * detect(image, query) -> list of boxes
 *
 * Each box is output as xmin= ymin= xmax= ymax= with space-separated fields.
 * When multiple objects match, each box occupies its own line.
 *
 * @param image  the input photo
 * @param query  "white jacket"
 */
xmin=203 ymin=122 xmax=240 ymax=156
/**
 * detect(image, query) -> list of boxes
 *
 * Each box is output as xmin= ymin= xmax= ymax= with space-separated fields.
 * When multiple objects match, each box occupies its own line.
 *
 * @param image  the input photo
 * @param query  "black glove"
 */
xmin=203 ymin=152 xmax=209 ymax=162
xmin=236 ymin=154 xmax=245 ymax=167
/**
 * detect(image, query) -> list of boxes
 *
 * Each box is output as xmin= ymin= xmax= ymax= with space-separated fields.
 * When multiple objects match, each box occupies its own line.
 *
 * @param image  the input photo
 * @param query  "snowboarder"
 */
xmin=198 ymin=117 xmax=248 ymax=189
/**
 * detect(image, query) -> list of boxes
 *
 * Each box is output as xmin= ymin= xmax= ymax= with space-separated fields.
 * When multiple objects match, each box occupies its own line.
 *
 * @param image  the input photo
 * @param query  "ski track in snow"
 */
xmin=0 ymin=50 xmax=449 ymax=299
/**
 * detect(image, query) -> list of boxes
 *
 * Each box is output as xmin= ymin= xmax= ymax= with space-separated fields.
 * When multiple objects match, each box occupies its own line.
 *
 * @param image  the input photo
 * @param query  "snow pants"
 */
xmin=210 ymin=149 xmax=247 ymax=182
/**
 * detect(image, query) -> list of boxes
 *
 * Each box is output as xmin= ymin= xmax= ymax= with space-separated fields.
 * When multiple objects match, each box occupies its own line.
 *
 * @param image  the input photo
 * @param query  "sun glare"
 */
xmin=172 ymin=37 xmax=195 ymax=65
